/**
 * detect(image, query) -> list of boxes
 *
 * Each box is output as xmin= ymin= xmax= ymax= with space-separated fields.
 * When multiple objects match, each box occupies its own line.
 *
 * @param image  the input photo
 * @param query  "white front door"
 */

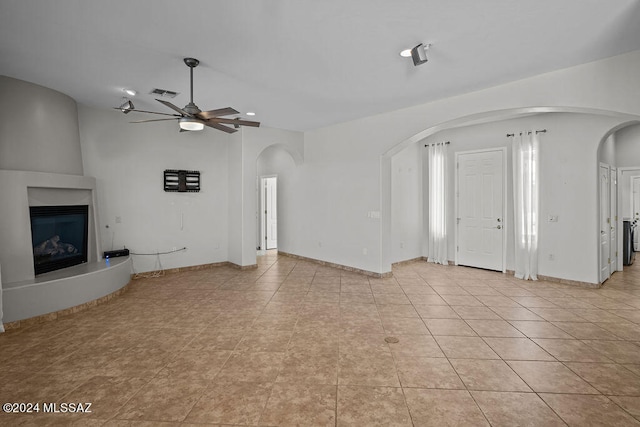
xmin=264 ymin=177 xmax=278 ymax=250
xmin=457 ymin=149 xmax=505 ymax=271
xmin=600 ymin=164 xmax=610 ymax=283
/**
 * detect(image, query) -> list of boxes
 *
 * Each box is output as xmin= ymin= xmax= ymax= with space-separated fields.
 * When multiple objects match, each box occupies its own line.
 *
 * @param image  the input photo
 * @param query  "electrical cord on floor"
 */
xmin=129 ymin=247 xmax=187 ymax=256
xmin=130 ymin=247 xmax=187 ymax=279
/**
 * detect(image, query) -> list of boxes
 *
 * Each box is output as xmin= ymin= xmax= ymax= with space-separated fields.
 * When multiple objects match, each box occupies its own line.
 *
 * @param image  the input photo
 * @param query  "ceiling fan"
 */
xmin=120 ymin=57 xmax=260 ymax=134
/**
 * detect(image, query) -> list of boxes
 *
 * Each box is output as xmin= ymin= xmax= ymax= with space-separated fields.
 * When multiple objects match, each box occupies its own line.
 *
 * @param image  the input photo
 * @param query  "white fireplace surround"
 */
xmin=0 ymin=170 xmax=131 ymax=324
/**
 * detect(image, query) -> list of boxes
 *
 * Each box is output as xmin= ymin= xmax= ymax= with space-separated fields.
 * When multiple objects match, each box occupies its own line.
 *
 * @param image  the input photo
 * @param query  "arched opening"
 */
xmin=256 ymin=144 xmax=300 ymax=257
xmin=382 ymin=107 xmax=640 ymax=285
xmin=596 ymin=121 xmax=640 ymax=279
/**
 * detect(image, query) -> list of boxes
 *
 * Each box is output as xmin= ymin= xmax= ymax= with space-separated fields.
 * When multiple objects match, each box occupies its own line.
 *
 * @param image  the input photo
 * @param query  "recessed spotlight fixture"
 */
xmin=246 ymin=112 xmax=256 ymax=116
xmin=399 ymin=49 xmax=412 ymax=58
xmin=123 ymin=88 xmax=137 ymax=96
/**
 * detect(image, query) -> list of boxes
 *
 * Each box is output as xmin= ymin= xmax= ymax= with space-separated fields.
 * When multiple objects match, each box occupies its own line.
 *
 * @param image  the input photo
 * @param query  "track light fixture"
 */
xmin=410 ymin=43 xmax=430 ymax=66
xmin=400 ymin=43 xmax=431 ymax=66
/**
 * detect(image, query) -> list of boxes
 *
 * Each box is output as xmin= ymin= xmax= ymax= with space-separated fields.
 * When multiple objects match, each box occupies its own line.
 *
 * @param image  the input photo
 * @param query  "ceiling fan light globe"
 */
xmin=179 ymin=117 xmax=204 ymax=131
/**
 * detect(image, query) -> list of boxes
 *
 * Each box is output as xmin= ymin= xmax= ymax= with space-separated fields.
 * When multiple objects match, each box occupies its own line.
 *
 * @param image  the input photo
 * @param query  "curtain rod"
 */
xmin=424 ymin=141 xmax=450 ymax=147
xmin=506 ymin=129 xmax=547 ymax=137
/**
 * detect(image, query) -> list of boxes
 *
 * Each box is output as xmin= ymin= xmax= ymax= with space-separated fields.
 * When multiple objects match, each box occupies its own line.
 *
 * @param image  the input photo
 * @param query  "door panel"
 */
xmin=600 ymin=165 xmax=610 ymax=282
xmin=265 ymin=177 xmax=278 ymax=250
xmin=634 ymin=177 xmax=640 ymax=251
xmin=457 ymin=150 xmax=504 ymax=271
xmin=610 ymin=168 xmax=617 ymax=273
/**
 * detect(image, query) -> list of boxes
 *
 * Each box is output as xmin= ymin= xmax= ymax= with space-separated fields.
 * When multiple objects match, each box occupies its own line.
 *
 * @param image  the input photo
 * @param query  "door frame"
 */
xmin=454 ymin=147 xmax=508 ymax=273
xmin=633 ymin=176 xmax=640 ymax=252
xmin=258 ymin=174 xmax=278 ymax=252
xmin=610 ymin=166 xmax=618 ymax=275
xmin=598 ymin=162 xmax=611 ymax=283
xmin=616 ymin=167 xmax=640 ymax=271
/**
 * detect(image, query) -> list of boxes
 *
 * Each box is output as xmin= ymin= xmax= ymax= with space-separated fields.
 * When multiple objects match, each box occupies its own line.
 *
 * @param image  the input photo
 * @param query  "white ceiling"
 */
xmin=1 ymin=0 xmax=640 ymax=131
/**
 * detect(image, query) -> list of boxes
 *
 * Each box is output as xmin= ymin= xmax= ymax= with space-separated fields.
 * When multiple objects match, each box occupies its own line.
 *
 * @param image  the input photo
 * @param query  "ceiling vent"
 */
xmin=149 ymin=88 xmax=179 ymax=98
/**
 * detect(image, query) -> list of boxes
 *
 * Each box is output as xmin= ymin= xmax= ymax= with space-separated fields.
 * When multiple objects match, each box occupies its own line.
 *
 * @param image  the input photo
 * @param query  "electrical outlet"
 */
xmin=318 ymin=241 xmax=322 ymax=247
xmin=362 ymin=248 xmax=368 ymax=255
xmin=400 ymin=242 xmax=404 ymax=249
xmin=115 ymin=216 xmax=122 ymax=223
xmin=548 ymin=253 xmax=555 ymax=261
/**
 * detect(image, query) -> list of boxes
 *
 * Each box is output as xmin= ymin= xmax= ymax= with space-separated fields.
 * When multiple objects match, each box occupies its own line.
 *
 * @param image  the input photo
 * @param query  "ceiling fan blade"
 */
xmin=156 ymin=99 xmax=191 ymax=116
xmin=203 ymin=121 xmax=238 ymax=134
xmin=209 ymin=117 xmax=260 ymax=127
xmin=113 ymin=107 xmax=180 ymax=117
xmin=196 ymin=107 xmax=240 ymax=120
xmin=130 ymin=118 xmax=180 ymax=123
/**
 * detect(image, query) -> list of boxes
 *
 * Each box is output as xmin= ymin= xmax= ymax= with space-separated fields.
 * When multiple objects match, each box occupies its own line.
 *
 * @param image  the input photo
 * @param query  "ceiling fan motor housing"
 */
xmin=183 ymin=102 xmax=201 ymax=115
xmin=184 ymin=58 xmax=200 ymax=68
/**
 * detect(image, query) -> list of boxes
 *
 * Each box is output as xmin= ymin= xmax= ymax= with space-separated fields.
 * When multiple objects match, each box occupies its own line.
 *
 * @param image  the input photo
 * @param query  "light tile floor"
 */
xmin=2 ymin=253 xmax=640 ymax=426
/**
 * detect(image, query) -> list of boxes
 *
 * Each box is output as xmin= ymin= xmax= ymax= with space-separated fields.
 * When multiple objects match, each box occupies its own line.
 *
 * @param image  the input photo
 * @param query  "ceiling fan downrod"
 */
xmin=184 ymin=57 xmax=199 ymax=109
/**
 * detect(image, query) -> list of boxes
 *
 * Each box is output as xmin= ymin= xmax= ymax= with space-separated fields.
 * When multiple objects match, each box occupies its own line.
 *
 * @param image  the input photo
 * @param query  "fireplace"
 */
xmin=29 ymin=205 xmax=89 ymax=275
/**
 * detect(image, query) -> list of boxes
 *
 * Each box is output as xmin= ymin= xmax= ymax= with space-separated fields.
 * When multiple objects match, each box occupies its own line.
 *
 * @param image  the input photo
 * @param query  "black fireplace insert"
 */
xmin=29 ymin=205 xmax=89 ymax=275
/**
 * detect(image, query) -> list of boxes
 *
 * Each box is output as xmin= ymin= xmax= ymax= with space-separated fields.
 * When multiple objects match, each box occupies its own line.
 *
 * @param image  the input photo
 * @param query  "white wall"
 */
xmin=79 ymin=105 xmax=230 ymax=273
xmin=600 ymin=134 xmax=616 ymax=166
xmin=227 ymin=131 xmax=244 ymax=266
xmin=304 ymin=49 xmax=640 ymax=281
xmin=616 ymin=124 xmax=640 ymax=168
xmin=390 ymin=141 xmax=422 ymax=263
xmin=0 ymin=76 xmax=83 ymax=175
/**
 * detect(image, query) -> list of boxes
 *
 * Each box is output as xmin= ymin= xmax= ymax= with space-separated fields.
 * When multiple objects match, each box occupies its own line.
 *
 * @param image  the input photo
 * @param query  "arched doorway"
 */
xmin=256 ymin=144 xmax=300 ymax=255
xmin=382 ymin=107 xmax=640 ymax=285
xmin=597 ymin=122 xmax=640 ymax=278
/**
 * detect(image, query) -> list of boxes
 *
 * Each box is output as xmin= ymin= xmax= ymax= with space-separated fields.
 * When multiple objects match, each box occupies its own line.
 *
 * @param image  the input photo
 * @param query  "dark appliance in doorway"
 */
xmin=623 ymin=220 xmax=637 ymax=266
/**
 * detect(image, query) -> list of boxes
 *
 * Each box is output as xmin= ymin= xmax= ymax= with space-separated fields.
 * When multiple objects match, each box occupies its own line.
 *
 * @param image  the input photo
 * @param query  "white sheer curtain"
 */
xmin=428 ymin=143 xmax=448 ymax=265
xmin=512 ymin=131 xmax=540 ymax=280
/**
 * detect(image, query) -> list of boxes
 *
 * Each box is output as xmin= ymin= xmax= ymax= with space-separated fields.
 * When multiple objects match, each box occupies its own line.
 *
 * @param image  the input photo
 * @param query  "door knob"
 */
xmin=496 ymin=225 xmax=502 ymax=229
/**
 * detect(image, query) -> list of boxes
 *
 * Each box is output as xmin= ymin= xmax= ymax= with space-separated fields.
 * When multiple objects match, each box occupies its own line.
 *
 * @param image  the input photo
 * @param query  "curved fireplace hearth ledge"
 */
xmin=1 ymin=257 xmax=131 ymax=324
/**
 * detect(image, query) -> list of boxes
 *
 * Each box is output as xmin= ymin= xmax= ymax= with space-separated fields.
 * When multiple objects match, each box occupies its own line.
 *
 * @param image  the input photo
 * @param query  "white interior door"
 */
xmin=264 ymin=177 xmax=278 ymax=250
xmin=634 ymin=176 xmax=640 ymax=251
xmin=457 ymin=149 xmax=504 ymax=271
xmin=610 ymin=167 xmax=617 ymax=273
xmin=600 ymin=164 xmax=610 ymax=282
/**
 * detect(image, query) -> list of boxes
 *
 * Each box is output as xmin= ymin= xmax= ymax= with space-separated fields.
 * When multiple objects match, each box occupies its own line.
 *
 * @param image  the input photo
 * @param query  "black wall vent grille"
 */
xmin=164 ymin=170 xmax=200 ymax=192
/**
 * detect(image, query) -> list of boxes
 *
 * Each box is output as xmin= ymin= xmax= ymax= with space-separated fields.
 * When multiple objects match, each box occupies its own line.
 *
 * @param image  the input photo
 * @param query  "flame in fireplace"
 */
xmin=33 ymin=235 xmax=79 ymax=260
